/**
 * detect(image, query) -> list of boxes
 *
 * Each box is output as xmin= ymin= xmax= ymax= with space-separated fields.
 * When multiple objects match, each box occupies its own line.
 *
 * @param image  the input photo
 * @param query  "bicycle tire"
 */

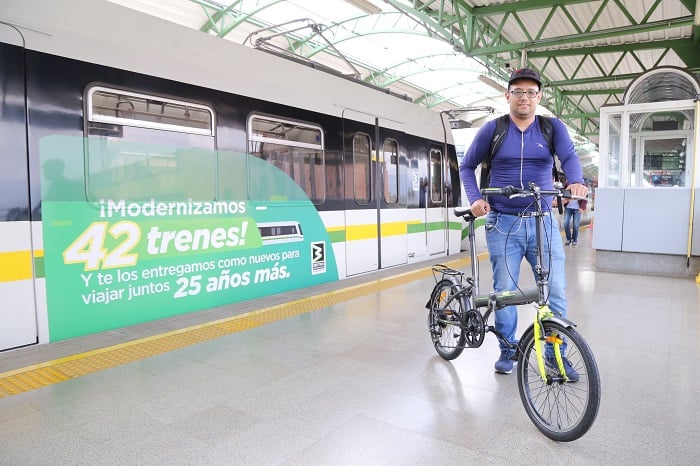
xmin=517 ymin=321 xmax=601 ymax=442
xmin=427 ymin=279 xmax=466 ymax=360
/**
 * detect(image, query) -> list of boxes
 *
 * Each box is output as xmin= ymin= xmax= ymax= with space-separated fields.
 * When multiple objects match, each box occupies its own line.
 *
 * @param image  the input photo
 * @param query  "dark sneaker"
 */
xmin=547 ymin=357 xmax=580 ymax=382
xmin=495 ymin=350 xmax=516 ymax=374
xmin=565 ymin=240 xmax=572 ymax=246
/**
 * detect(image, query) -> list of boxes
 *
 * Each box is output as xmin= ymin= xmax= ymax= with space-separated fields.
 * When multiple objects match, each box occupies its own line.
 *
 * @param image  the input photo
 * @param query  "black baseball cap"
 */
xmin=508 ymin=67 xmax=542 ymax=89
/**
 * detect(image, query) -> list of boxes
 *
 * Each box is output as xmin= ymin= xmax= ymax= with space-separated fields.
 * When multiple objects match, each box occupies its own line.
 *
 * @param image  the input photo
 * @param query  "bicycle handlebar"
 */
xmin=480 ymin=184 xmax=587 ymax=201
xmin=480 ymin=183 xmax=587 ymax=215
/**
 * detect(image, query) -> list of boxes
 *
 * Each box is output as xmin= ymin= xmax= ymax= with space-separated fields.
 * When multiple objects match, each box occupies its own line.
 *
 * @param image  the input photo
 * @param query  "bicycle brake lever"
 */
xmin=556 ymin=194 xmax=563 ymax=215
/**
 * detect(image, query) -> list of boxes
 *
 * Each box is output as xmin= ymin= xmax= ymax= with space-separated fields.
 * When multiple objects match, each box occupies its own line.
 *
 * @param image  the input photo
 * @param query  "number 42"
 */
xmin=63 ymin=221 xmax=140 ymax=271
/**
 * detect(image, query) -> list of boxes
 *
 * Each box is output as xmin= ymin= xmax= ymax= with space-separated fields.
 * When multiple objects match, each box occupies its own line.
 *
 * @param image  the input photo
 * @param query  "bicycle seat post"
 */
xmin=466 ymin=213 xmax=480 ymax=296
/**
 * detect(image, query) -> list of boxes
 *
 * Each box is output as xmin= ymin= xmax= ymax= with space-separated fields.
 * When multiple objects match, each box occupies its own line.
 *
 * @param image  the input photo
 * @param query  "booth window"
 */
xmin=628 ymin=111 xmax=690 ymax=188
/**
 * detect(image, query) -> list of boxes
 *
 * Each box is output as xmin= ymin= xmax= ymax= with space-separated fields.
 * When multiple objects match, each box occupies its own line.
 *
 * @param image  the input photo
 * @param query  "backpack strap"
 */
xmin=537 ymin=115 xmax=561 ymax=183
xmin=479 ymin=115 xmax=510 ymax=188
xmin=537 ymin=115 xmax=554 ymax=153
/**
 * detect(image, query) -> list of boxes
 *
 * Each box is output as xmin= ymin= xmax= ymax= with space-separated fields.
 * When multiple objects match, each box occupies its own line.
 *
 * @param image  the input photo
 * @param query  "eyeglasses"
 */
xmin=509 ymin=89 xmax=540 ymax=98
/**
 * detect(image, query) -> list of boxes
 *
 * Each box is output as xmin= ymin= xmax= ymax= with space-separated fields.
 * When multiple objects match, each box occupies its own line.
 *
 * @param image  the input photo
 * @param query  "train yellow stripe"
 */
xmin=346 ymin=224 xmax=378 ymax=240
xmin=340 ymin=221 xmax=416 ymax=241
xmin=0 ymin=251 xmax=34 ymax=282
xmin=381 ymin=221 xmax=408 ymax=236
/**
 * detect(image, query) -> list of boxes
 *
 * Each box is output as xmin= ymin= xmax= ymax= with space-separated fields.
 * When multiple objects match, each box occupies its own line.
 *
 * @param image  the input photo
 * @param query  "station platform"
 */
xmin=1 ymin=227 xmax=698 ymax=464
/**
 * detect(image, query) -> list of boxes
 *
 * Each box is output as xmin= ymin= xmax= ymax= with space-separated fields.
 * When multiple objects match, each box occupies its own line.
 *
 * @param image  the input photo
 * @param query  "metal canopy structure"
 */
xmin=111 ymin=0 xmax=700 ymax=145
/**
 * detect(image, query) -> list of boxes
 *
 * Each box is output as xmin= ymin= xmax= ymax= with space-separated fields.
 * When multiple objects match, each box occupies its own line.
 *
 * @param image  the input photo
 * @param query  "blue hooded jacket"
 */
xmin=459 ymin=116 xmax=584 ymax=214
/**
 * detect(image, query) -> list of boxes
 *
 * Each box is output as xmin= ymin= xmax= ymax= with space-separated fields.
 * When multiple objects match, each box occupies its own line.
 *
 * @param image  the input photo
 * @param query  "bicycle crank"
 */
xmin=463 ymin=309 xmax=485 ymax=347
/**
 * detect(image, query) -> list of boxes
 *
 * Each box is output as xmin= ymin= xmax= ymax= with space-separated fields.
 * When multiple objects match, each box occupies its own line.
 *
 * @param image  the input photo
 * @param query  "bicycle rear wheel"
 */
xmin=517 ymin=321 xmax=601 ymax=442
xmin=427 ymin=279 xmax=465 ymax=360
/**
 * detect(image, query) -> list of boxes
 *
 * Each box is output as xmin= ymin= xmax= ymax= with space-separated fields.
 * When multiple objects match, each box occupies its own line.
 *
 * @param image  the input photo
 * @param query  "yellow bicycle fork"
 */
xmin=533 ymin=304 xmax=569 ymax=382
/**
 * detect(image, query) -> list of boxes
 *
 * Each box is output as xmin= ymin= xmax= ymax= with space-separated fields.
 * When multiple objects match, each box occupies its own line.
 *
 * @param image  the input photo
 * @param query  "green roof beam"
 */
xmin=469 ymin=0 xmax=595 ymax=16
xmin=194 ymin=0 xmax=287 ymax=38
xmin=468 ymin=16 xmax=694 ymax=57
xmin=560 ymin=88 xmax=626 ymax=96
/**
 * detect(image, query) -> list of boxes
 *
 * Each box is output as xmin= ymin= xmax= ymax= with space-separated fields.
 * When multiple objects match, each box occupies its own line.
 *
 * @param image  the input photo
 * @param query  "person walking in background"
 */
xmin=563 ymin=184 xmax=588 ymax=247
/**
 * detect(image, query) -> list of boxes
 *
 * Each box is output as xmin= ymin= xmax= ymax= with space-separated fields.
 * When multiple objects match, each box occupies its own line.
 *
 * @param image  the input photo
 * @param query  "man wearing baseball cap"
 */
xmin=458 ymin=67 xmax=588 ymax=378
xmin=508 ymin=67 xmax=542 ymax=87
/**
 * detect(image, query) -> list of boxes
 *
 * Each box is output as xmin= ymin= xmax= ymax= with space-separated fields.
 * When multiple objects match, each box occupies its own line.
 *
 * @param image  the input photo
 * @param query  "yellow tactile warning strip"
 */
xmin=0 ymin=255 xmax=477 ymax=398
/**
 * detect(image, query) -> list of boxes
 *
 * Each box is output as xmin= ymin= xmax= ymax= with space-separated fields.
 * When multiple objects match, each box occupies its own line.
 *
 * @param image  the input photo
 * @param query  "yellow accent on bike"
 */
xmin=553 ymin=336 xmax=567 ymax=381
xmin=533 ymin=305 xmax=548 ymax=382
xmin=535 ymin=305 xmax=569 ymax=381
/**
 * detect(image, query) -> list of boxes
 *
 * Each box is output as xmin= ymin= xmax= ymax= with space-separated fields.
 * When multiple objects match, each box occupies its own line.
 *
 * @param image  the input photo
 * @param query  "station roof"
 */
xmin=111 ymin=0 xmax=700 ymax=146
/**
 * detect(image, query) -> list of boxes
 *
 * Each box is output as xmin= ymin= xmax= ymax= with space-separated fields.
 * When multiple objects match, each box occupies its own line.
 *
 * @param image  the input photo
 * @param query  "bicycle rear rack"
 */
xmin=431 ymin=264 xmax=465 ymax=282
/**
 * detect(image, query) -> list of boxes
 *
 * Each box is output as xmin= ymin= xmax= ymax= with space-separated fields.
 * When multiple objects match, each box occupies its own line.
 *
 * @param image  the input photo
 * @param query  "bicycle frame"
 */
xmin=453 ymin=183 xmax=578 ymax=381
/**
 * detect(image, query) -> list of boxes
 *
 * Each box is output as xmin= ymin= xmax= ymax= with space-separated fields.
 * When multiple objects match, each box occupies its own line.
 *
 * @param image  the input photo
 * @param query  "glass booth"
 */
xmin=595 ymin=67 xmax=700 ymax=277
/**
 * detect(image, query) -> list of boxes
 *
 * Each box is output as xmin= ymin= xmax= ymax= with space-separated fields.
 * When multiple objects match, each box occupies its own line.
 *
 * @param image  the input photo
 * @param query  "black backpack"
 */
xmin=479 ymin=114 xmax=559 ymax=188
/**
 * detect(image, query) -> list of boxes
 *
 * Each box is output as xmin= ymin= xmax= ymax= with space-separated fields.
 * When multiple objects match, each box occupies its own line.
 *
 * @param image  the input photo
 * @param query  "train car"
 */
xmin=0 ymin=0 xmax=463 ymax=351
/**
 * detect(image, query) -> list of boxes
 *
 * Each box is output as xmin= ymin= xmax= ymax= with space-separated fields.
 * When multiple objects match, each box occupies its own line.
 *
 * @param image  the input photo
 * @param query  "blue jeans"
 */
xmin=563 ymin=207 xmax=581 ymax=242
xmin=484 ymin=211 xmax=567 ymax=351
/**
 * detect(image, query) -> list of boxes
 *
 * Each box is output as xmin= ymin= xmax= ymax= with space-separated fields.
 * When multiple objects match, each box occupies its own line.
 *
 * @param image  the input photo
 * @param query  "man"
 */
xmin=459 ymin=67 xmax=588 ymax=377
xmin=562 ymin=180 xmax=589 ymax=247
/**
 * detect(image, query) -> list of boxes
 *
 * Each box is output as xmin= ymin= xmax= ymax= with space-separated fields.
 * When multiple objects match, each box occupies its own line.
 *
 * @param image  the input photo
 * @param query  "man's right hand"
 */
xmin=470 ymin=199 xmax=490 ymax=217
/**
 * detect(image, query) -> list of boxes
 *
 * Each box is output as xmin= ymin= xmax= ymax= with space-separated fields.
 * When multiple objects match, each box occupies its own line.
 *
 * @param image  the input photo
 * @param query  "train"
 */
xmin=0 ymin=0 xmax=464 ymax=351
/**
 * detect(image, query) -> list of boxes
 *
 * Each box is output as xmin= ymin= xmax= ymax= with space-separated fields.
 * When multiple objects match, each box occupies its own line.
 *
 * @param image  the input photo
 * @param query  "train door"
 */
xmin=0 ymin=25 xmax=38 ymax=350
xmin=342 ymin=110 xmax=379 ymax=276
xmin=426 ymin=147 xmax=446 ymax=255
xmin=377 ymin=132 xmax=408 ymax=268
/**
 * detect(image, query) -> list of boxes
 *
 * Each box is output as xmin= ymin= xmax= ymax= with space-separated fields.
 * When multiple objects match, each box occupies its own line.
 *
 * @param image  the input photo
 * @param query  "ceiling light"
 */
xmin=478 ymin=74 xmax=507 ymax=93
xmin=343 ymin=0 xmax=382 ymax=15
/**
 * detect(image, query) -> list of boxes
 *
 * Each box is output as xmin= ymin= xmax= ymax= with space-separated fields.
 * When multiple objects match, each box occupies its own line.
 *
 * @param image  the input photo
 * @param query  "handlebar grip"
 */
xmin=480 ymin=186 xmax=517 ymax=197
xmin=560 ymin=189 xmax=587 ymax=201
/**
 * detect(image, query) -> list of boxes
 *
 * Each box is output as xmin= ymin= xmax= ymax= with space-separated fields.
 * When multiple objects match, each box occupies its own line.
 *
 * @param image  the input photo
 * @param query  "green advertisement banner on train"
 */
xmin=40 ymin=136 xmax=338 ymax=341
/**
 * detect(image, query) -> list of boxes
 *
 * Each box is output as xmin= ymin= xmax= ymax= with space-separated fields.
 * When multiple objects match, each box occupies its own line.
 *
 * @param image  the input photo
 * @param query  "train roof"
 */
xmin=0 ymin=0 xmax=452 ymax=143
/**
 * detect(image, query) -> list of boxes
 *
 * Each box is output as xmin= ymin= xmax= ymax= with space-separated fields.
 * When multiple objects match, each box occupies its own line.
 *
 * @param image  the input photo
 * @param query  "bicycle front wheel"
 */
xmin=517 ymin=321 xmax=601 ymax=442
xmin=427 ymin=279 xmax=465 ymax=360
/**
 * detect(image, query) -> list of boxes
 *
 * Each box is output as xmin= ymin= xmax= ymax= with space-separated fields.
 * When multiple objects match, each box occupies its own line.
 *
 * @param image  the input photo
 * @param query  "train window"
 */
xmin=84 ymin=86 xmax=216 ymax=202
xmin=430 ymin=149 xmax=443 ymax=203
xmin=353 ymin=133 xmax=371 ymax=204
xmin=87 ymin=87 xmax=214 ymax=135
xmin=382 ymin=139 xmax=399 ymax=204
xmin=248 ymin=115 xmax=325 ymax=204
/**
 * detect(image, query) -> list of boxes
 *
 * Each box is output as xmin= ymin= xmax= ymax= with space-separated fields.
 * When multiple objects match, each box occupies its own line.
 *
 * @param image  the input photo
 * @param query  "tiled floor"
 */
xmin=1 ymin=228 xmax=699 ymax=465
